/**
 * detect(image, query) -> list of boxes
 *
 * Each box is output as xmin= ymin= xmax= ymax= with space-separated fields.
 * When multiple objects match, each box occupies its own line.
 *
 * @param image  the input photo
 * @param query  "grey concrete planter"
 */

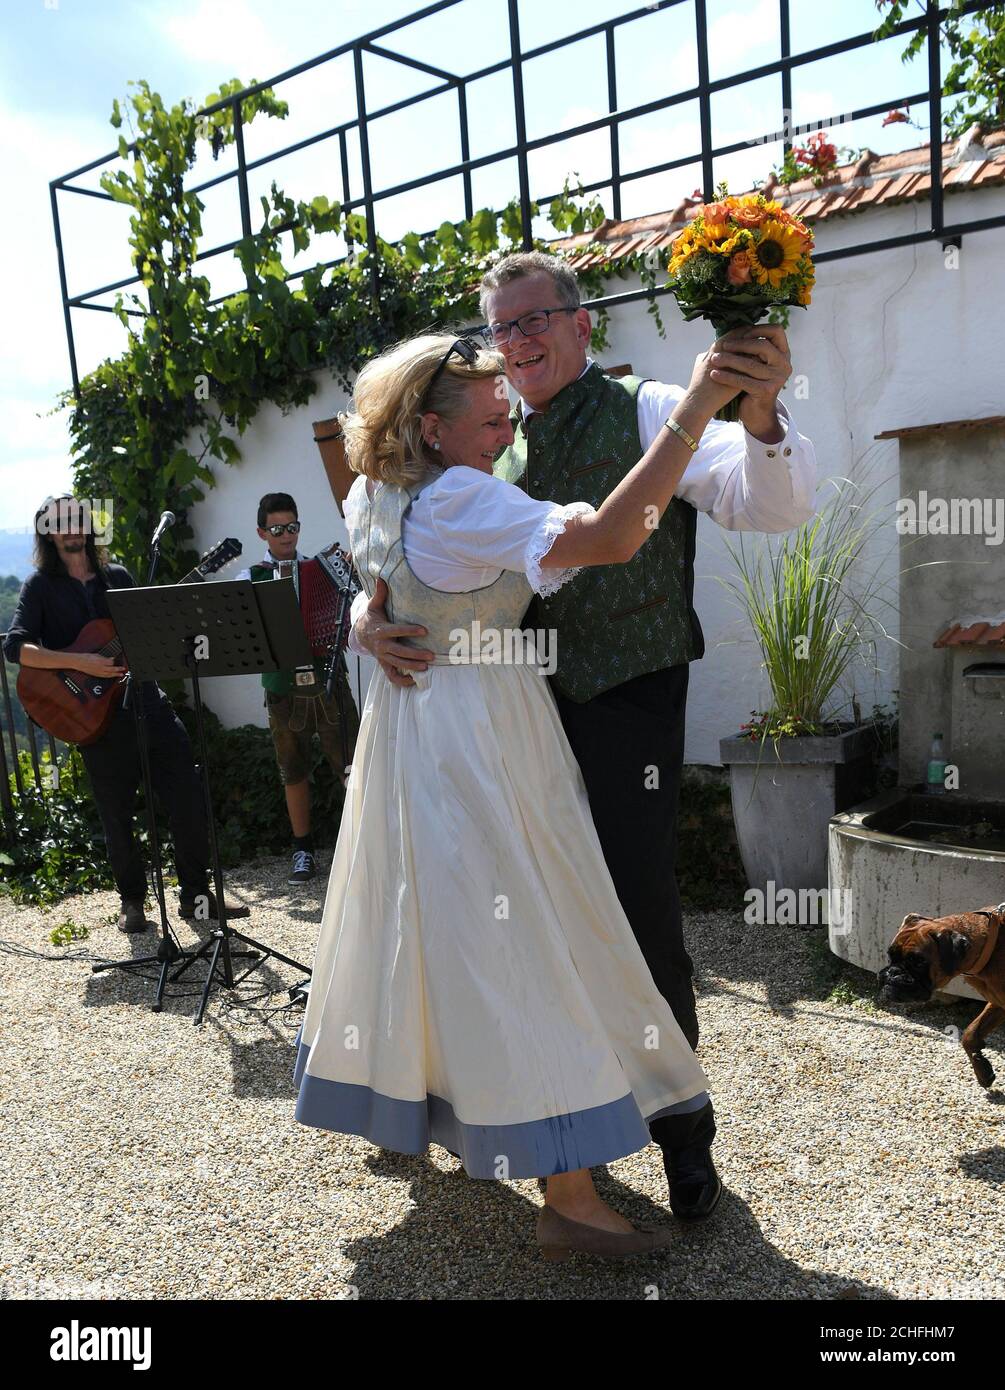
xmin=719 ymin=725 xmax=878 ymax=896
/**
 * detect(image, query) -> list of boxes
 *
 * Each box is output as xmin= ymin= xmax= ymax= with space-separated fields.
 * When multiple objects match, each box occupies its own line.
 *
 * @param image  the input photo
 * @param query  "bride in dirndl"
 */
xmin=292 ymin=332 xmax=732 ymax=1259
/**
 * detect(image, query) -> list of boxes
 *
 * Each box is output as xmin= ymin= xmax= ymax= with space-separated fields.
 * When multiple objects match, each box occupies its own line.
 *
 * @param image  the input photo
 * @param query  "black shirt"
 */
xmin=3 ymin=563 xmax=162 ymax=709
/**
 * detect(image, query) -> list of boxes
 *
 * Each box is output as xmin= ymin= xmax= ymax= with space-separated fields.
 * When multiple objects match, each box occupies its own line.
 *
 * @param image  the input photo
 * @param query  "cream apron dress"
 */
xmin=292 ymin=463 xmax=709 ymax=1178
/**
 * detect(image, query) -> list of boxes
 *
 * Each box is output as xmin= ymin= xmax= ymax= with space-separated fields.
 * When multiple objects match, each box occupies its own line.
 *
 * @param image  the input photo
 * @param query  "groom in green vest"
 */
xmin=350 ymin=250 xmax=817 ymax=1219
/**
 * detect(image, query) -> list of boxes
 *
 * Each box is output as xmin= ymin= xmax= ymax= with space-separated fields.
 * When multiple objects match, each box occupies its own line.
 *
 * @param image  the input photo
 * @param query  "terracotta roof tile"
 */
xmin=934 ymin=618 xmax=1005 ymax=648
xmin=944 ymin=161 xmax=975 ymax=186
xmin=956 ymin=623 xmax=991 ymax=644
xmin=838 ymin=186 xmax=869 ymax=212
xmin=550 ymin=133 xmax=1005 ymax=266
xmin=857 ymin=178 xmax=894 ymax=208
xmin=974 ymin=156 xmax=1005 ymax=186
xmin=874 ymin=415 xmax=1005 ymax=440
xmin=883 ymin=172 xmax=919 ymax=200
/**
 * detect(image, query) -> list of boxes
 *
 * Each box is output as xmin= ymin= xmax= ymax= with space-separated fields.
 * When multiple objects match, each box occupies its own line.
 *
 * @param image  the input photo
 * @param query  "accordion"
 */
xmin=270 ymin=546 xmax=360 ymax=686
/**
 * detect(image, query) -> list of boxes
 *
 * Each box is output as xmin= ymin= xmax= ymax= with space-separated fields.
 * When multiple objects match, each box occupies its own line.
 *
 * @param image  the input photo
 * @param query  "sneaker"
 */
xmin=288 ymin=849 xmax=317 ymax=883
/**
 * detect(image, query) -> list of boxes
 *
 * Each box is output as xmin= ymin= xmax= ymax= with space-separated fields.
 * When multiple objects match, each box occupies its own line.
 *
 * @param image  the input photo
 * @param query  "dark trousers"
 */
xmin=80 ymin=694 xmax=209 ymax=906
xmin=552 ymin=664 xmax=715 ymax=1157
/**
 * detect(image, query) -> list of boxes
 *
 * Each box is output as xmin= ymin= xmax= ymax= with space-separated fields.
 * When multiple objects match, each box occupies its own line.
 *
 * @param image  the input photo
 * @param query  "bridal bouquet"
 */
xmin=667 ymin=190 xmax=815 ymax=419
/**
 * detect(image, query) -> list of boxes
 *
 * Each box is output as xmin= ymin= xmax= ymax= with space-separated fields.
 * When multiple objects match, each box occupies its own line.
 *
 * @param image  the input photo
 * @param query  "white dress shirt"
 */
xmin=348 ymin=362 xmax=818 ymax=651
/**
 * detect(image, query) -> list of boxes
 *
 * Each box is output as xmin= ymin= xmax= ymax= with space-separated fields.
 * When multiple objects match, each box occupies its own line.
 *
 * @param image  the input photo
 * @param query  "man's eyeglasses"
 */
xmin=264 ymin=521 xmax=301 ymax=536
xmin=484 ymin=306 xmax=577 ymax=346
xmin=423 ymin=336 xmax=480 ymax=406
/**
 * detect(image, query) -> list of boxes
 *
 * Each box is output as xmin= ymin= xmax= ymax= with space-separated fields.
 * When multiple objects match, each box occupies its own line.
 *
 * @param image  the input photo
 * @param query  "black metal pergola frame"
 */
xmin=47 ymin=0 xmax=1005 ymax=399
xmin=7 ymin=0 xmax=1001 ymax=825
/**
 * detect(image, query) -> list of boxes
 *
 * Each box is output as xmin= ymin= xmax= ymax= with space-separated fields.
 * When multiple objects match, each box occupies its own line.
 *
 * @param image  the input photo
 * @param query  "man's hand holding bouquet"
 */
xmin=668 ymin=186 xmax=815 ymax=421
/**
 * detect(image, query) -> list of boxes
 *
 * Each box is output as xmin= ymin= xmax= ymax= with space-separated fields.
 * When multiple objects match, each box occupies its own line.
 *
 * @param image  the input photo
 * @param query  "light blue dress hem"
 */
xmin=293 ymin=1026 xmax=709 ymax=1179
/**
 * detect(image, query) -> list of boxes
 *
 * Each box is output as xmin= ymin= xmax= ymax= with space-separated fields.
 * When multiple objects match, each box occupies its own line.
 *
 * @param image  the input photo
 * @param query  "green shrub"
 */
xmin=172 ymin=694 xmax=346 ymax=866
xmin=1 ymin=698 xmax=348 ymax=906
xmin=0 ymin=748 xmax=115 ymax=905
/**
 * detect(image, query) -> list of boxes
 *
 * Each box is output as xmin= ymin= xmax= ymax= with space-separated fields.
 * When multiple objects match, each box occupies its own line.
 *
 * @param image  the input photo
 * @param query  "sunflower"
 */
xmin=716 ymin=229 xmax=750 ymax=256
xmin=700 ymin=217 xmax=731 ymax=240
xmin=668 ymin=227 xmax=702 ymax=273
xmin=696 ymin=229 xmax=729 ymax=254
xmin=749 ymin=219 xmax=805 ymax=287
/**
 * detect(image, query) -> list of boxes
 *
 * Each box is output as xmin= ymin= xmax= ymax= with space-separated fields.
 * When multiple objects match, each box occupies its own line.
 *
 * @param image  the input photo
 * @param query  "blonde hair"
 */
xmin=339 ymin=334 xmax=507 ymax=487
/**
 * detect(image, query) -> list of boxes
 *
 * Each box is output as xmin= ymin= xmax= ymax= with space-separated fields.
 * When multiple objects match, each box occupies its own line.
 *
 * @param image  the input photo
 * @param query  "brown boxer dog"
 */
xmin=878 ymin=902 xmax=1005 ymax=1089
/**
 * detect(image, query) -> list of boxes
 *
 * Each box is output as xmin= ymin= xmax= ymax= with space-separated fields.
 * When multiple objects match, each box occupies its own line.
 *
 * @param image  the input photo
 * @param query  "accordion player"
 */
xmin=240 ymin=537 xmax=362 ymax=881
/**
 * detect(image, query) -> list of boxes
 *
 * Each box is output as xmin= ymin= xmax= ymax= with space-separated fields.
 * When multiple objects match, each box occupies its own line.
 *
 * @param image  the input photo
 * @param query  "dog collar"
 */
xmin=964 ymin=905 xmax=1004 ymax=978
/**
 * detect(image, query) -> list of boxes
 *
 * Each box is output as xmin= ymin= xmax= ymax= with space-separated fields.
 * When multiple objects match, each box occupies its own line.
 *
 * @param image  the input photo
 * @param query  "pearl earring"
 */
xmin=433 ymin=442 xmax=441 ymax=451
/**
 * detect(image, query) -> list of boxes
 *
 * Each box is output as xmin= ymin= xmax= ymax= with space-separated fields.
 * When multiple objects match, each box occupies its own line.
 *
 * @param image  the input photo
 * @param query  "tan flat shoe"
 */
xmin=536 ymin=1202 xmax=675 ymax=1261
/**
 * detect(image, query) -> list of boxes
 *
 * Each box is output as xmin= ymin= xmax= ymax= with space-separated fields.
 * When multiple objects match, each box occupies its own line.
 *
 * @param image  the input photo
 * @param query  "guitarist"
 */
xmin=235 ymin=492 xmax=359 ymax=886
xmin=3 ymin=495 xmax=250 ymax=933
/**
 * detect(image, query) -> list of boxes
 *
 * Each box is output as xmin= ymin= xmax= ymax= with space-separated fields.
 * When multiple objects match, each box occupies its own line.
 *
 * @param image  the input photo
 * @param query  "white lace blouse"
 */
xmin=350 ymin=465 xmax=595 ymax=600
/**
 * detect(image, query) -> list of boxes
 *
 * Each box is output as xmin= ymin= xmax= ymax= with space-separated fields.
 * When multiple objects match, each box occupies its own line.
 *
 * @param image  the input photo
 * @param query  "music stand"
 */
xmin=89 ymin=534 xmax=214 ymax=1013
xmin=103 ymin=578 xmax=314 ymax=1024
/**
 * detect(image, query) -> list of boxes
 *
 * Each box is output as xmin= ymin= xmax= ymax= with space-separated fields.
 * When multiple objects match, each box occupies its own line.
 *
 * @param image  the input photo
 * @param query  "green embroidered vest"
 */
xmin=494 ymin=363 xmax=704 ymax=702
xmin=248 ymin=561 xmax=324 ymax=696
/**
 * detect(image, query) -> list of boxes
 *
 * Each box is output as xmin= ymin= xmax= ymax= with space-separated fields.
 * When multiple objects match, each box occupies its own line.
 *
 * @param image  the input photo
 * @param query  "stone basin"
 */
xmin=828 ymin=790 xmax=1005 ymax=1001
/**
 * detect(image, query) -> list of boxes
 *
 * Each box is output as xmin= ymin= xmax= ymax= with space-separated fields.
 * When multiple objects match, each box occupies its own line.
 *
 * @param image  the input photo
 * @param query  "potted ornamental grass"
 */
xmin=718 ymin=479 xmax=898 ymax=895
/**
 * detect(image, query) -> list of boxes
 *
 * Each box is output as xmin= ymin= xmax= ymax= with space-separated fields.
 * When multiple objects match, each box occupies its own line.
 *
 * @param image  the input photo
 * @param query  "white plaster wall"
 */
xmin=188 ymin=183 xmax=1004 ymax=763
xmin=187 ymin=376 xmax=371 ymax=732
xmin=591 ymin=184 xmax=1002 ymax=761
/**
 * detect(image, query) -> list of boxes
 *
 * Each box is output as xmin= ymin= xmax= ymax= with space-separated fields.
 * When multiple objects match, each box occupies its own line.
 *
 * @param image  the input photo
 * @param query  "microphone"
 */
xmin=151 ymin=510 xmax=176 ymax=546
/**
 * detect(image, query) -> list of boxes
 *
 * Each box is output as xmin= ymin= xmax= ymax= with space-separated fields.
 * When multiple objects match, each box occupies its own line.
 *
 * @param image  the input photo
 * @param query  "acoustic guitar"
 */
xmin=16 ymin=538 xmax=242 ymax=746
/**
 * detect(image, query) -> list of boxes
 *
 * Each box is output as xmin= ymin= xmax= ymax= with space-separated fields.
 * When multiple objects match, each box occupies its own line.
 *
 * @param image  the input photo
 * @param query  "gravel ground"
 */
xmin=2 ymin=858 xmax=1003 ymax=1302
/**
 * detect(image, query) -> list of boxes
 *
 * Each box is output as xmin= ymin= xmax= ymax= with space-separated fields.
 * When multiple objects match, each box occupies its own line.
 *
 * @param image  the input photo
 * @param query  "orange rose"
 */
xmin=732 ymin=203 xmax=768 ymax=229
xmin=702 ymin=200 xmax=733 ymax=225
xmin=727 ymin=250 xmax=753 ymax=285
xmin=776 ymin=208 xmax=814 ymax=245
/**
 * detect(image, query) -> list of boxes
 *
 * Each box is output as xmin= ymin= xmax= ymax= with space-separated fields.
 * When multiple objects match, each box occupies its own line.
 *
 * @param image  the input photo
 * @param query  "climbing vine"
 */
xmin=61 ymin=83 xmax=647 ymax=581
xmin=874 ymin=0 xmax=1005 ymax=137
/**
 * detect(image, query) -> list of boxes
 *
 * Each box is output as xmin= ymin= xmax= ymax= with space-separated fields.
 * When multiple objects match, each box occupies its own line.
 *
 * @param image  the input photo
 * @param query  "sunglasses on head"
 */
xmin=422 ymin=336 xmax=480 ymax=408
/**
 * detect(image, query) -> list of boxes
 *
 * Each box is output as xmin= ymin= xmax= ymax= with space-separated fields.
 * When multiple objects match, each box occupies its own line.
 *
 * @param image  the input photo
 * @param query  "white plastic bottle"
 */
xmin=927 ymin=733 xmax=947 ymax=796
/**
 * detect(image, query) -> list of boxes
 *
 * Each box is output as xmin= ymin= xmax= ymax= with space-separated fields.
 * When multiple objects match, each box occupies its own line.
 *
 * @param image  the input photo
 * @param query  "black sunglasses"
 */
xmin=422 ymin=336 xmax=480 ymax=407
xmin=264 ymin=521 xmax=301 ymax=536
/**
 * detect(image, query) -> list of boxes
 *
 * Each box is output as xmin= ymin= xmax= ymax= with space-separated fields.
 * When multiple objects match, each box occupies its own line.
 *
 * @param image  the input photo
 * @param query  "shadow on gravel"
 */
xmin=334 ymin=1148 xmax=892 ymax=1301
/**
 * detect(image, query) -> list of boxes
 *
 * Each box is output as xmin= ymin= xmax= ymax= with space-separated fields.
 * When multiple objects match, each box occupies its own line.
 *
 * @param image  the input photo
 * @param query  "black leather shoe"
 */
xmin=664 ymin=1145 xmax=722 ymax=1221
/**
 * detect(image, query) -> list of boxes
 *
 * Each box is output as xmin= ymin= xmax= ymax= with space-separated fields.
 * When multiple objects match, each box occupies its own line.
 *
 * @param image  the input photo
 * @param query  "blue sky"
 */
xmin=1 ymin=0 xmax=942 ymax=547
